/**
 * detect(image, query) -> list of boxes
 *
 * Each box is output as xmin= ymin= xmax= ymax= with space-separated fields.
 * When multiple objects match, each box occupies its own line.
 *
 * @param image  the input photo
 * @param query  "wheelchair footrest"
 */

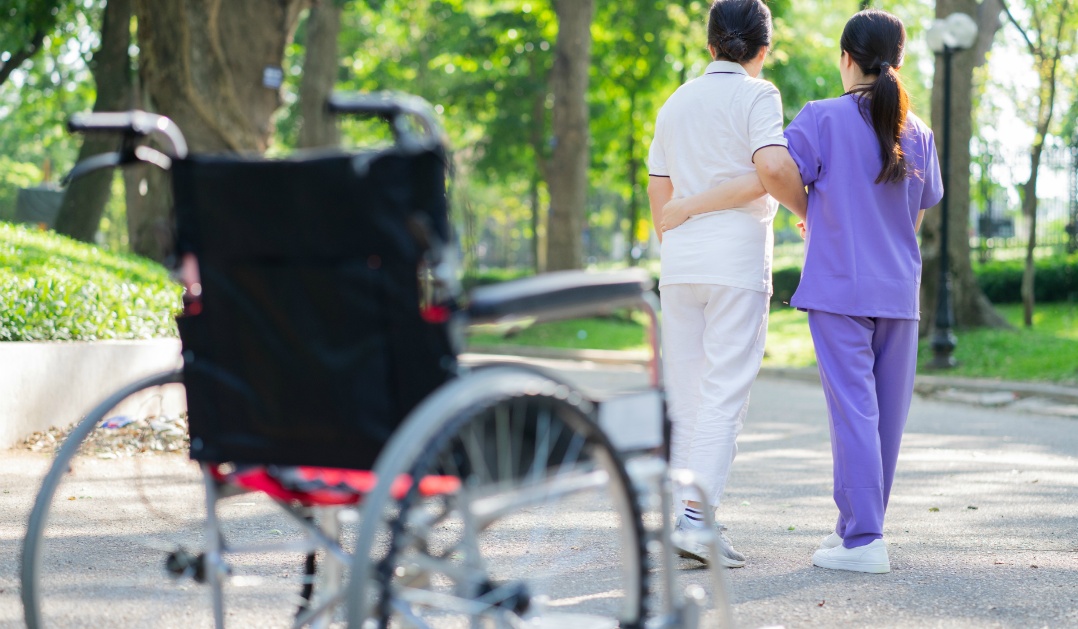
xmin=211 ymin=464 xmax=461 ymax=507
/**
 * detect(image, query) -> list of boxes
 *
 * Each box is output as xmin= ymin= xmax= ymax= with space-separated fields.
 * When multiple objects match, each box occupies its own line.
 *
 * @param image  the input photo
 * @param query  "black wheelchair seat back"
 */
xmin=173 ymin=147 xmax=456 ymax=469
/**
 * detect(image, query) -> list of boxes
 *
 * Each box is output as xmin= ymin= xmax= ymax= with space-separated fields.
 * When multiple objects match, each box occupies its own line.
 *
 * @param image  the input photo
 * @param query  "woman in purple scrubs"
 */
xmin=784 ymin=9 xmax=943 ymax=573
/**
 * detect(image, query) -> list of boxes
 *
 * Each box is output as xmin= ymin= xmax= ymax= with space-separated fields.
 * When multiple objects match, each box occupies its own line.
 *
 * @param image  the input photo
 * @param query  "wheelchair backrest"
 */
xmin=173 ymin=147 xmax=457 ymax=469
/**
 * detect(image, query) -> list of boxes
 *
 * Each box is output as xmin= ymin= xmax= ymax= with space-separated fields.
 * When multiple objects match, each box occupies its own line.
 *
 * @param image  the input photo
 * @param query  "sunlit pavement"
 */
xmin=467 ymin=355 xmax=1078 ymax=628
xmin=2 ymin=359 xmax=1075 ymax=628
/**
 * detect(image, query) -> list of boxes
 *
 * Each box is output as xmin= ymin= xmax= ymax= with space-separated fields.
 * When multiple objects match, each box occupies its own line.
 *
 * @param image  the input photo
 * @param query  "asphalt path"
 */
xmin=0 ymin=359 xmax=1075 ymax=628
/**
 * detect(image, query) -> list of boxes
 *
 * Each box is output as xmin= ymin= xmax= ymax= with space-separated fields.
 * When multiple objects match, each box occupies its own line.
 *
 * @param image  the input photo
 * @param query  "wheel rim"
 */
xmin=362 ymin=370 xmax=648 ymax=629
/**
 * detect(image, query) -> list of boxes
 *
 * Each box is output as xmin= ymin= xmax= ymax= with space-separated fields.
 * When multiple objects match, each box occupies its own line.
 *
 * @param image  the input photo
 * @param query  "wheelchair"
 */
xmin=20 ymin=93 xmax=730 ymax=628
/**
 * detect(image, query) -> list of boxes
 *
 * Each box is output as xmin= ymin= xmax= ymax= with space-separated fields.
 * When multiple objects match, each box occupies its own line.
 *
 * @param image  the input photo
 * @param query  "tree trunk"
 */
xmin=625 ymin=91 xmax=639 ymax=266
xmin=1018 ymin=1 xmax=1073 ymax=327
xmin=545 ymin=0 xmax=594 ymax=272
xmin=529 ymin=62 xmax=549 ymax=273
xmin=133 ymin=0 xmax=305 ymax=153
xmin=920 ymin=0 xmax=1009 ymax=335
xmin=129 ymin=0 xmax=306 ymax=262
xmin=297 ymin=0 xmax=341 ymax=149
xmin=1021 ymin=97 xmax=1052 ymax=329
xmin=1021 ymin=159 xmax=1039 ymax=327
xmin=529 ymin=174 xmax=541 ymax=273
xmin=528 ymin=57 xmax=547 ymax=274
xmin=53 ymin=0 xmax=134 ymax=243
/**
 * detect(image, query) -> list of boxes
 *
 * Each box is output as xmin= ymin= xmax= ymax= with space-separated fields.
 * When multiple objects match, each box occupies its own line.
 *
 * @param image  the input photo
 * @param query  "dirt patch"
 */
xmin=19 ymin=415 xmax=189 ymax=458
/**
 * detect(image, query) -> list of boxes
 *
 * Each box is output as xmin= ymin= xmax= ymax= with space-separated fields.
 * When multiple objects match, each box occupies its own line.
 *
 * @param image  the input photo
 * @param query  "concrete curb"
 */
xmin=465 ymin=344 xmax=1078 ymax=407
xmin=0 ymin=339 xmax=184 ymax=448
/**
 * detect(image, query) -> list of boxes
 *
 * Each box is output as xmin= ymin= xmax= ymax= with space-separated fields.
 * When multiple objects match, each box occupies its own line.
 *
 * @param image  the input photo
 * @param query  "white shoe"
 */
xmin=819 ymin=532 xmax=842 ymax=550
xmin=672 ymin=515 xmax=746 ymax=568
xmin=812 ymin=538 xmax=890 ymax=573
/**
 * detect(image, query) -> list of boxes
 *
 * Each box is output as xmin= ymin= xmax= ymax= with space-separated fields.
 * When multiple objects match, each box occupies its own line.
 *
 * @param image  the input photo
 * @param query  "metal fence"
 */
xmin=972 ymin=141 xmax=1078 ymax=260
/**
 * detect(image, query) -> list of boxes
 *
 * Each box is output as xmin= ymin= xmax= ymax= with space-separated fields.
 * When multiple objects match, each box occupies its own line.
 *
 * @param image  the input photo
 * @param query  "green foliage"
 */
xmin=0 ymin=1 xmax=101 ymax=170
xmin=0 ymin=222 xmax=181 ymax=341
xmin=975 ymin=254 xmax=1078 ymax=303
xmin=769 ymin=0 xmax=858 ymax=121
xmin=0 ymin=0 xmax=63 ymax=63
xmin=770 ymin=1 xmax=933 ymax=121
xmin=0 ymin=157 xmax=43 ymax=222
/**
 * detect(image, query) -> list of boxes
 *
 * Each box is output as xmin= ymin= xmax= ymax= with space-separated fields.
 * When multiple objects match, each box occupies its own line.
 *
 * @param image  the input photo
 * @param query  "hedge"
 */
xmin=973 ymin=254 xmax=1078 ymax=304
xmin=0 ymin=222 xmax=182 ymax=341
xmin=773 ymin=255 xmax=1078 ymax=305
xmin=451 ymin=253 xmax=1078 ymax=307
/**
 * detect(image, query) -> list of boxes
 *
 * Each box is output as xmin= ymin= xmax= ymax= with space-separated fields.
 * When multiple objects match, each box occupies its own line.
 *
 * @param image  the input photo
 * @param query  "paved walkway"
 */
xmin=1 ymin=359 xmax=1075 ymax=628
xmin=472 ymin=355 xmax=1078 ymax=627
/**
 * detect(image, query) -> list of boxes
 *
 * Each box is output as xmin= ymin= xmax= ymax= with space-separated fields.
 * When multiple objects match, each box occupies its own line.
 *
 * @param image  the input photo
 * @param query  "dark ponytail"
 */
xmin=840 ymin=10 xmax=910 ymax=184
xmin=708 ymin=0 xmax=772 ymax=64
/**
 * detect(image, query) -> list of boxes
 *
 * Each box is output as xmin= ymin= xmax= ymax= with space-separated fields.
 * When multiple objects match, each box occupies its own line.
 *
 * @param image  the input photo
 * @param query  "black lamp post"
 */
xmin=926 ymin=14 xmax=978 ymax=370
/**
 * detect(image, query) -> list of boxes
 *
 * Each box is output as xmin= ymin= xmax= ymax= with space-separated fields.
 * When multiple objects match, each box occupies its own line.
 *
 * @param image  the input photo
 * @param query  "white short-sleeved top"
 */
xmin=648 ymin=60 xmax=787 ymax=293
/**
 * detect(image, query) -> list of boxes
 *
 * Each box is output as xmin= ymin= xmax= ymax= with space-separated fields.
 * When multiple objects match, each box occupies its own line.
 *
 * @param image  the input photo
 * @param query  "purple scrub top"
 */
xmin=784 ymin=95 xmax=944 ymax=320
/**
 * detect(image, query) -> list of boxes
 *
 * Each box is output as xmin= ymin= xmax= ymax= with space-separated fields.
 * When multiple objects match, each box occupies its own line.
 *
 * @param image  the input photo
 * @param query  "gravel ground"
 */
xmin=1 ymin=362 xmax=1075 ymax=628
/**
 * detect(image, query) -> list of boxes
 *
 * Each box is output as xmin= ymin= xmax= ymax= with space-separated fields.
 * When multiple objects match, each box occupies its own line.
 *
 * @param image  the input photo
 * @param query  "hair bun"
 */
xmin=721 ymin=33 xmax=748 ymax=60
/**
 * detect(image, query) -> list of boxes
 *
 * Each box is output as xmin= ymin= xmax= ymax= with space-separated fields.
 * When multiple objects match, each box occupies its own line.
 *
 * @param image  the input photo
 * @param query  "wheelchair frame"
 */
xmin=20 ymin=92 xmax=731 ymax=629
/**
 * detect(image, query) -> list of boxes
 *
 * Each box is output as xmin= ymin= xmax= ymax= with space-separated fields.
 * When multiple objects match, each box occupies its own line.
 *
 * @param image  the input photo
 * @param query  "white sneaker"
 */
xmin=812 ymin=538 xmax=890 ymax=573
xmin=672 ymin=515 xmax=746 ymax=568
xmin=819 ymin=532 xmax=842 ymax=550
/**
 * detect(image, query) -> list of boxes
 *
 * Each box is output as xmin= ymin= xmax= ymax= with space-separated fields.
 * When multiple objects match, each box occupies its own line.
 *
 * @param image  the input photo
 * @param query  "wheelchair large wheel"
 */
xmin=20 ymin=369 xmax=325 ymax=628
xmin=348 ymin=366 xmax=649 ymax=629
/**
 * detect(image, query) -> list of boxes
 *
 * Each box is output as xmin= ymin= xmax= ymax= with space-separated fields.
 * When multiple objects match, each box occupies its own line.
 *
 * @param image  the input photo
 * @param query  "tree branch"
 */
xmin=0 ymin=30 xmax=46 ymax=87
xmin=998 ymin=0 xmax=1037 ymax=55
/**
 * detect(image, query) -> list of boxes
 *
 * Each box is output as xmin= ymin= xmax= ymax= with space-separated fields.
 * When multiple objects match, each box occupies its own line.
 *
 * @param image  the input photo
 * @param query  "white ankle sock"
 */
xmin=682 ymin=505 xmax=707 ymax=529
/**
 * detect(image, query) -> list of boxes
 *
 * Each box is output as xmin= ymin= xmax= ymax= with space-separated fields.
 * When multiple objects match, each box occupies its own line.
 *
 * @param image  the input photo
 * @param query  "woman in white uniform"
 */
xmin=647 ymin=0 xmax=805 ymax=567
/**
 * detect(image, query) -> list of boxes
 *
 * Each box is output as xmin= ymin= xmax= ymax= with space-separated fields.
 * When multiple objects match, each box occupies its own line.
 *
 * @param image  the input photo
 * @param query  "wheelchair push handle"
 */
xmin=68 ymin=110 xmax=189 ymax=158
xmin=63 ymin=111 xmax=188 ymax=184
xmin=327 ymin=91 xmax=446 ymax=153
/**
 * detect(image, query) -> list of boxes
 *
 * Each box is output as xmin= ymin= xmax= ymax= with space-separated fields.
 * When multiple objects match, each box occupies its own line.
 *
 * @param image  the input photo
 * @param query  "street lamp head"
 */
xmin=926 ymin=12 xmax=979 ymax=53
xmin=946 ymin=12 xmax=980 ymax=49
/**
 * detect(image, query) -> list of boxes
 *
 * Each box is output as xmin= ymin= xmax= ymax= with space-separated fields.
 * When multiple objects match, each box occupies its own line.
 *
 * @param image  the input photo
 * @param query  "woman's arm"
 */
xmin=659 ymin=172 xmax=766 ymax=233
xmin=915 ymin=210 xmax=926 ymax=232
xmin=647 ymin=176 xmax=674 ymax=243
xmin=754 ymin=146 xmax=808 ymax=220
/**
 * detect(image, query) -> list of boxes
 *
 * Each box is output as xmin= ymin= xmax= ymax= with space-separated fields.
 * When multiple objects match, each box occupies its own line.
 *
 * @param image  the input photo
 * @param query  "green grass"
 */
xmin=917 ymin=303 xmax=1078 ymax=385
xmin=467 ymin=298 xmax=1078 ymax=385
xmin=468 ymin=311 xmax=651 ymax=352
xmin=0 ymin=222 xmax=182 ymax=341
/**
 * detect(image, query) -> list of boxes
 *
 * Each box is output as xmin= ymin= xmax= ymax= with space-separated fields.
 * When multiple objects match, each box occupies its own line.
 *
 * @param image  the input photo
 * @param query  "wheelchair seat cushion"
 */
xmin=213 ymin=464 xmax=461 ymax=507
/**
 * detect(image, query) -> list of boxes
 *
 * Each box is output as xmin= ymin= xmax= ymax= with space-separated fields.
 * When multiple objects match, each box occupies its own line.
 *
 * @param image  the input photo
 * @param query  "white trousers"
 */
xmin=660 ymin=283 xmax=769 ymax=508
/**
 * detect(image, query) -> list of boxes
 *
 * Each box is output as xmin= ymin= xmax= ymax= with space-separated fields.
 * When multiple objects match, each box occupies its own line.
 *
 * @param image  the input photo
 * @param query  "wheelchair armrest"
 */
xmin=61 ymin=146 xmax=174 ymax=185
xmin=466 ymin=269 xmax=654 ymax=324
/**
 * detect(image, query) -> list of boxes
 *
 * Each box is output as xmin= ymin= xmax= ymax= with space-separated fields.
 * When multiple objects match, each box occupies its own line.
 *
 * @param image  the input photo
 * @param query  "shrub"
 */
xmin=772 ymin=266 xmax=803 ymax=305
xmin=974 ymin=254 xmax=1078 ymax=304
xmin=0 ymin=222 xmax=182 ymax=341
xmin=767 ymin=254 xmax=1077 ymax=307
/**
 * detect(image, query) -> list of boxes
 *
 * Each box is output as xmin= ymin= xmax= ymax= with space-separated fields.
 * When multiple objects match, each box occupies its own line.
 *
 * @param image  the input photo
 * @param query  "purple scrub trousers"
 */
xmin=807 ymin=310 xmax=919 ymax=549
